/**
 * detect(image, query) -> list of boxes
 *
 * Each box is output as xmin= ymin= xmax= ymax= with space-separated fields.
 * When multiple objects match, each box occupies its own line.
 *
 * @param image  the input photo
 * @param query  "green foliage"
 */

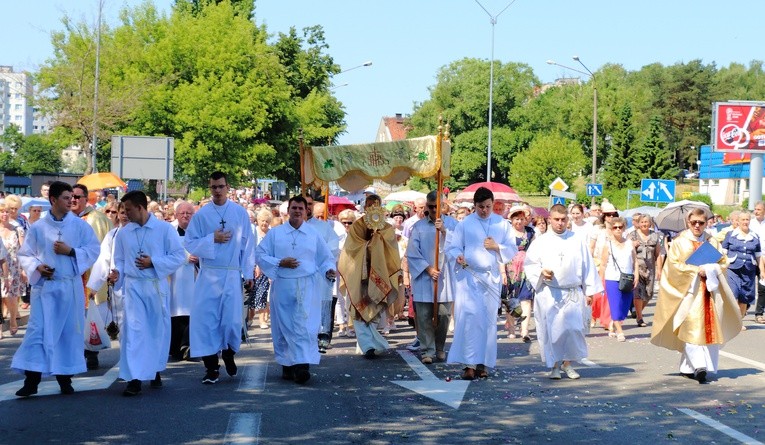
xmin=508 ymin=133 xmax=587 ymax=194
xmin=174 ymin=0 xmax=254 ymax=19
xmin=637 ymin=116 xmax=678 ymax=180
xmin=688 ymin=193 xmax=714 ymax=212
xmin=0 ymin=126 xmax=63 ymax=174
xmin=603 ymin=103 xmax=636 ymax=189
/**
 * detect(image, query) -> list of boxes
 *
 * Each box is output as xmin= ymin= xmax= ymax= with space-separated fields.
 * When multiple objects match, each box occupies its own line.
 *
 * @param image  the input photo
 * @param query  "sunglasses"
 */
xmin=71 ymin=195 xmax=86 ymax=200
xmin=105 ymin=210 xmax=117 ymax=214
xmin=341 ymin=221 xmax=354 ymax=226
xmin=611 ymin=225 xmax=624 ymax=230
xmin=689 ymin=220 xmax=706 ymax=226
xmin=603 ymin=213 xmax=617 ymax=217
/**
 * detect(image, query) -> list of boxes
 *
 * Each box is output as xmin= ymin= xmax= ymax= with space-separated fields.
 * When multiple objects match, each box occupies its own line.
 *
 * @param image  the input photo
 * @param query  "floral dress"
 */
xmin=1 ymin=227 xmax=24 ymax=298
xmin=502 ymin=226 xmax=535 ymax=314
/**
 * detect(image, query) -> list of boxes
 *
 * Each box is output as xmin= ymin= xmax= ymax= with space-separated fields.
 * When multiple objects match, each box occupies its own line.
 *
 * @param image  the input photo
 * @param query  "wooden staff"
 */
xmin=432 ymin=120 xmax=445 ymax=328
xmin=323 ymin=182 xmax=330 ymax=220
xmin=299 ymin=129 xmax=307 ymax=198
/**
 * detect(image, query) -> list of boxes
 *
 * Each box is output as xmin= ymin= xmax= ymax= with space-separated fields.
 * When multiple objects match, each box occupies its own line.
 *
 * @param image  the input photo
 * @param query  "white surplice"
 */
xmin=112 ymin=214 xmax=186 ymax=381
xmin=524 ymin=230 xmax=603 ymax=368
xmin=11 ymin=213 xmax=100 ymax=376
xmin=445 ymin=213 xmax=516 ymax=368
xmin=255 ymin=222 xmax=335 ymax=366
xmin=169 ymin=224 xmax=196 ymax=317
xmin=185 ymin=200 xmax=255 ymax=357
xmin=86 ymin=226 xmax=125 ymax=328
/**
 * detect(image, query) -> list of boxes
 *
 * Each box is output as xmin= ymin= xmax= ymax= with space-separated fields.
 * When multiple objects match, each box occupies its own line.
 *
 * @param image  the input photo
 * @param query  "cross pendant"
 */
xmin=138 ymin=249 xmax=144 ymax=256
xmin=57 ymin=230 xmax=63 ymax=241
xmin=291 ymin=240 xmax=296 ymax=249
xmin=220 ymin=219 xmax=226 ymax=229
xmin=558 ymin=251 xmax=565 ymax=266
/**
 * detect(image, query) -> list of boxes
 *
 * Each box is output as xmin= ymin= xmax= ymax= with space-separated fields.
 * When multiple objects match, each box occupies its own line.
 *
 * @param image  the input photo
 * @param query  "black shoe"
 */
xmin=693 ymin=368 xmax=707 ymax=383
xmin=522 ymin=335 xmax=531 ymax=343
xmin=364 ymin=349 xmax=376 ymax=359
xmin=282 ymin=365 xmax=294 ymax=381
xmin=221 ymin=350 xmax=237 ymax=377
xmin=202 ymin=368 xmax=220 ymax=384
xmin=318 ymin=338 xmax=329 ymax=354
xmin=56 ymin=375 xmax=74 ymax=395
xmin=294 ymin=364 xmax=310 ymax=384
xmin=122 ymin=380 xmax=142 ymax=396
xmin=15 ymin=383 xmax=38 ymax=398
xmin=85 ymin=353 xmax=99 ymax=371
xmin=150 ymin=372 xmax=162 ymax=388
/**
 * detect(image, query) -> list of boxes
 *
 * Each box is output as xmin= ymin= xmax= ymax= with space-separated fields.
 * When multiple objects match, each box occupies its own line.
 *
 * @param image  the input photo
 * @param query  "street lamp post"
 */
xmin=475 ymin=0 xmax=516 ymax=181
xmin=547 ymin=57 xmax=597 ymax=205
xmin=339 ymin=60 xmax=372 ymax=75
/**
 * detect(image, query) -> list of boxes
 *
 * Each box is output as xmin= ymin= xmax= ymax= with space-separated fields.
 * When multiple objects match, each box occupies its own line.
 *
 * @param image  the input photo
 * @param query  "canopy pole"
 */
xmin=299 ymin=129 xmax=307 ymax=198
xmin=323 ymin=183 xmax=330 ymax=220
xmin=432 ymin=118 xmax=447 ymax=328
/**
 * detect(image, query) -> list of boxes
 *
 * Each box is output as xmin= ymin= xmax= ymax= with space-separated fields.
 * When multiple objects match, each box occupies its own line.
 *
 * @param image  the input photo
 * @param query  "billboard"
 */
xmin=712 ymin=101 xmax=765 ymax=153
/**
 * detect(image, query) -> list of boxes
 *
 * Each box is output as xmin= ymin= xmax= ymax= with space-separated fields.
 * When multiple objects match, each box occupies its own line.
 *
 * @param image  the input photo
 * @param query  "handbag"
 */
xmin=609 ymin=240 xmax=635 ymax=293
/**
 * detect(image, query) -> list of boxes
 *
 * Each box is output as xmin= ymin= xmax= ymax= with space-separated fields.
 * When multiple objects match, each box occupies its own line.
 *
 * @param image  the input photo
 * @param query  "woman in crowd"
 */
xmin=0 ymin=202 xmax=25 ymax=336
xmin=532 ymin=216 xmax=547 ymax=235
xmin=504 ymin=205 xmax=536 ymax=342
xmin=5 ymin=195 xmax=29 ymax=234
xmin=628 ymin=214 xmax=663 ymax=327
xmin=721 ymin=211 xmax=762 ymax=327
xmin=569 ymin=204 xmax=591 ymax=237
xmin=27 ymin=205 xmax=43 ymax=225
xmin=389 ymin=205 xmax=407 ymax=232
xmin=335 ymin=209 xmax=357 ymax=337
xmin=246 ymin=208 xmax=273 ymax=329
xmin=599 ymin=216 xmax=638 ymax=342
xmin=590 ymin=205 xmax=618 ymax=330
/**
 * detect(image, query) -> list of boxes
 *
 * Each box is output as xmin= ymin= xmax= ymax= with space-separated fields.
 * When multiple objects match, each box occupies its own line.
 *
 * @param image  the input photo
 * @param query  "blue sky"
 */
xmin=1 ymin=1 xmax=759 ymax=145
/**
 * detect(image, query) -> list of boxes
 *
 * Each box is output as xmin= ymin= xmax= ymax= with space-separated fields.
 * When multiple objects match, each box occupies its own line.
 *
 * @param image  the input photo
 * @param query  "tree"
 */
xmin=508 ymin=133 xmax=587 ymax=193
xmin=639 ymin=115 xmax=677 ymax=181
xmin=0 ymin=126 xmax=63 ymax=174
xmin=174 ymin=0 xmax=254 ymax=19
xmin=603 ymin=104 xmax=636 ymax=189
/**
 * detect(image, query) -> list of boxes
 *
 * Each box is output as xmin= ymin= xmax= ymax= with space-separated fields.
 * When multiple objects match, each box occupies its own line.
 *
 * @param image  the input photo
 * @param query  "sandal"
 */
xmin=756 ymin=315 xmax=765 ymax=324
xmin=637 ymin=319 xmax=647 ymax=327
xmin=617 ymin=333 xmax=626 ymax=342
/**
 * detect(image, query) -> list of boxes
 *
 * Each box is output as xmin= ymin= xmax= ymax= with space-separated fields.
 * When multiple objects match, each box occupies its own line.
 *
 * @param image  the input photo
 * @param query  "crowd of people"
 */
xmin=1 ymin=175 xmax=752 ymax=397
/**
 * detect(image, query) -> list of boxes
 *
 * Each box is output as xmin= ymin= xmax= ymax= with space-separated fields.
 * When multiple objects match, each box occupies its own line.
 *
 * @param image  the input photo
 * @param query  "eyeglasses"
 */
xmin=689 ymin=220 xmax=706 ymax=226
xmin=105 ymin=210 xmax=117 ymax=214
xmin=603 ymin=213 xmax=617 ymax=217
xmin=611 ymin=225 xmax=624 ymax=230
xmin=341 ymin=221 xmax=354 ymax=226
xmin=71 ymin=194 xmax=86 ymax=200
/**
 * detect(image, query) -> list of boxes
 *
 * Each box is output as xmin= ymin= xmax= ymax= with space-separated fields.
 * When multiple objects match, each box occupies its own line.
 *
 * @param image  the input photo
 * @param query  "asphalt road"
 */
xmin=1 ymin=300 xmax=764 ymax=445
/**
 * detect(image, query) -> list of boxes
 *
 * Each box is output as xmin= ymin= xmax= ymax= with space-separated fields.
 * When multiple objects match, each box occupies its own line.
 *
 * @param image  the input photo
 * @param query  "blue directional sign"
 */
xmin=640 ymin=179 xmax=676 ymax=203
xmin=551 ymin=196 xmax=565 ymax=206
xmin=586 ymin=183 xmax=603 ymax=197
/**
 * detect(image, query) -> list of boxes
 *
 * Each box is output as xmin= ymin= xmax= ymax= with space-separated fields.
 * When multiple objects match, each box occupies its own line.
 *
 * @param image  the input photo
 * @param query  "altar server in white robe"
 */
xmin=524 ymin=204 xmax=603 ymax=380
xmin=445 ymin=187 xmax=516 ymax=380
xmin=12 ymin=181 xmax=100 ymax=397
xmin=303 ymin=195 xmax=340 ymax=352
xmin=169 ymin=201 xmax=197 ymax=361
xmin=185 ymin=171 xmax=255 ymax=384
xmin=255 ymin=196 xmax=336 ymax=384
xmin=406 ymin=190 xmax=458 ymax=364
xmin=109 ymin=191 xmax=186 ymax=396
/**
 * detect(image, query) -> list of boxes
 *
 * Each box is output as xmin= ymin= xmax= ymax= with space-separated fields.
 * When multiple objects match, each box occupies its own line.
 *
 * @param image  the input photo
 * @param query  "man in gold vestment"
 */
xmin=338 ymin=194 xmax=402 ymax=359
xmin=651 ymin=208 xmax=742 ymax=383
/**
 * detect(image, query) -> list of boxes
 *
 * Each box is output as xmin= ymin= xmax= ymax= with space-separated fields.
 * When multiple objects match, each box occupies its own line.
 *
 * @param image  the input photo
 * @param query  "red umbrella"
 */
xmin=454 ymin=181 xmax=522 ymax=204
xmin=327 ymin=195 xmax=356 ymax=215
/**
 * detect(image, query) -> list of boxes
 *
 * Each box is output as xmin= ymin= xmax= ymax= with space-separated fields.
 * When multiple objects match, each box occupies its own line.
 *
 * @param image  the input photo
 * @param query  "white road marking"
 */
xmin=391 ymin=350 xmax=470 ymax=410
xmin=0 ymin=366 xmax=119 ymax=402
xmin=224 ymin=412 xmax=261 ymax=445
xmin=677 ymin=408 xmax=763 ymax=445
xmin=238 ymin=363 xmax=268 ymax=391
xmin=720 ymin=351 xmax=765 ymax=371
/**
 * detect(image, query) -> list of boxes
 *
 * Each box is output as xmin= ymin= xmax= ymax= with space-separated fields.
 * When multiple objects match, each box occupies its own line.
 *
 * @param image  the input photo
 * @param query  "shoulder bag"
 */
xmin=609 ymin=240 xmax=635 ymax=293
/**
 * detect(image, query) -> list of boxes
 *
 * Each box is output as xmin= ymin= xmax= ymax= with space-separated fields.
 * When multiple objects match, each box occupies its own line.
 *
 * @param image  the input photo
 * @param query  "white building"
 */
xmin=0 ymin=66 xmax=35 ymax=136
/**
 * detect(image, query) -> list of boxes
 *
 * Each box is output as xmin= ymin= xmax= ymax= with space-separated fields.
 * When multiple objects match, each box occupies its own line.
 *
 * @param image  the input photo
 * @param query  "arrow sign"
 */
xmin=640 ymin=179 xmax=676 ymax=203
xmin=586 ymin=183 xmax=603 ymax=197
xmin=642 ymin=182 xmax=656 ymax=200
xmin=392 ymin=350 xmax=470 ymax=409
xmin=658 ymin=182 xmax=673 ymax=200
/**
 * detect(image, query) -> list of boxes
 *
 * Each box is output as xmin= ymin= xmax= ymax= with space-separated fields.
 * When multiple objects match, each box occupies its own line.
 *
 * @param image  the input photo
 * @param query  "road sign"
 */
xmin=551 ymin=196 xmax=565 ymax=206
xmin=586 ymin=183 xmax=603 ymax=197
xmin=640 ymin=179 xmax=676 ymax=203
xmin=548 ymin=177 xmax=569 ymax=192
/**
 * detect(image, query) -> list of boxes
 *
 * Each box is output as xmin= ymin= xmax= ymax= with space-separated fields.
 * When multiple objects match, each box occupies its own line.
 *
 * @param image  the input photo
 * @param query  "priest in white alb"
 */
xmin=12 ymin=181 xmax=100 ymax=397
xmin=185 ymin=172 xmax=255 ymax=385
xmin=255 ymin=196 xmax=337 ymax=384
xmin=109 ymin=191 xmax=186 ymax=396
xmin=445 ymin=187 xmax=516 ymax=380
xmin=168 ymin=201 xmax=198 ymax=361
xmin=524 ymin=204 xmax=603 ymax=380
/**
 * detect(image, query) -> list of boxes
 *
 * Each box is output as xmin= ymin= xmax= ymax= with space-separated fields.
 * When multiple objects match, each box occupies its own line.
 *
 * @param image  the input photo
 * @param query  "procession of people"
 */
xmin=2 ymin=171 xmax=750 ymax=399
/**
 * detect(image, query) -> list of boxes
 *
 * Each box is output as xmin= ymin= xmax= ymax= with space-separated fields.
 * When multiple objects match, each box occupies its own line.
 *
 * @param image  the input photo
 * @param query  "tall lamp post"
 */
xmin=339 ymin=60 xmax=372 ymax=75
xmin=475 ymin=0 xmax=516 ymax=181
xmin=547 ymin=57 xmax=597 ymax=204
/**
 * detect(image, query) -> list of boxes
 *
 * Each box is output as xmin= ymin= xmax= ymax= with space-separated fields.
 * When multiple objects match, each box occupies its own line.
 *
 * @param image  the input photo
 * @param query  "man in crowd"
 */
xmin=524 ymin=204 xmax=603 ymax=380
xmin=73 ymin=183 xmax=113 ymax=370
xmin=406 ymin=191 xmax=458 ymax=364
xmin=402 ymin=197 xmax=426 ymax=239
xmin=169 ymin=201 xmax=198 ymax=360
xmin=303 ymin=195 xmax=339 ymax=353
xmin=186 ymin=172 xmax=255 ymax=384
xmin=108 ymin=191 xmax=186 ymax=396
xmin=12 ymin=181 xmax=100 ymax=397
xmin=445 ymin=187 xmax=516 ymax=380
xmin=651 ymin=208 xmax=742 ymax=383
xmin=339 ymin=193 xmax=402 ymax=359
xmin=255 ymin=196 xmax=337 ymax=384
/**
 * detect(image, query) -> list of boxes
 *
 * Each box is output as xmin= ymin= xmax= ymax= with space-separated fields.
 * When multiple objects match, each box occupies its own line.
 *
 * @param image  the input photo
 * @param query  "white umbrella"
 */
xmin=655 ymin=200 xmax=712 ymax=232
xmin=21 ymin=197 xmax=51 ymax=212
xmin=382 ymin=190 xmax=426 ymax=203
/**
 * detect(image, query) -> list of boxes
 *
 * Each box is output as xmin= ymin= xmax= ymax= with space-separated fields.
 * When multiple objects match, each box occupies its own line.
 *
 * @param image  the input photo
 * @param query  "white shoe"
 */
xmin=406 ymin=339 xmax=420 ymax=351
xmin=560 ymin=363 xmax=580 ymax=379
xmin=549 ymin=366 xmax=561 ymax=380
